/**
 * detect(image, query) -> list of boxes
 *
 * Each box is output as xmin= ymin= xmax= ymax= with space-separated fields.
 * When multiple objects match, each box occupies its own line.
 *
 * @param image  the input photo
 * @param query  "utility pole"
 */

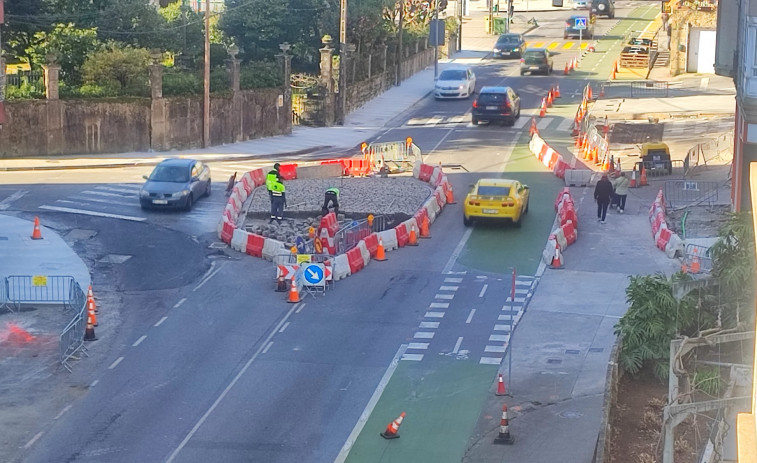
xmin=433 ymin=0 xmax=440 ymax=80
xmin=0 ymin=0 xmax=5 ymax=126
xmin=203 ymin=0 xmax=210 ymax=148
xmin=338 ymin=0 xmax=347 ymax=125
xmin=488 ymin=0 xmax=494 ymax=35
xmin=457 ymin=0 xmax=462 ymax=50
xmin=396 ymin=1 xmax=404 ymax=86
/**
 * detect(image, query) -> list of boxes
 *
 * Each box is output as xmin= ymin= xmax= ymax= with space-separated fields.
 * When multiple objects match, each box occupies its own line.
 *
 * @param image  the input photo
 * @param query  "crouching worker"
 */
xmin=321 ymin=187 xmax=340 ymax=216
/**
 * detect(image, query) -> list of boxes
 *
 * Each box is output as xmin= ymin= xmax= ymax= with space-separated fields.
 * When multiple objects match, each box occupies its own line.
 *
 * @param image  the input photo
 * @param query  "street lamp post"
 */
xmin=203 ymin=0 xmax=210 ymax=148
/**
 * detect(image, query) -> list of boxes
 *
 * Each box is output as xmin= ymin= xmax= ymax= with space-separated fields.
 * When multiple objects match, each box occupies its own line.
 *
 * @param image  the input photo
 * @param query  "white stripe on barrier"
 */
xmin=413 ymin=161 xmax=422 ymax=179
xmin=378 ymin=229 xmax=399 ymax=251
xmin=262 ymin=238 xmax=286 ymax=262
xmin=231 ymin=228 xmax=248 ymax=252
xmin=665 ymin=234 xmax=684 ymax=259
xmin=333 ymin=254 xmax=351 ymax=281
xmin=553 ymin=227 xmax=568 ymax=251
xmin=358 ymin=240 xmax=371 ymax=267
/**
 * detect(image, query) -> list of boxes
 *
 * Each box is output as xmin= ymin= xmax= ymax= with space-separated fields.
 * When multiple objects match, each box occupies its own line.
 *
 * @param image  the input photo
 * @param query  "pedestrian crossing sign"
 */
xmin=575 ymin=17 xmax=587 ymax=29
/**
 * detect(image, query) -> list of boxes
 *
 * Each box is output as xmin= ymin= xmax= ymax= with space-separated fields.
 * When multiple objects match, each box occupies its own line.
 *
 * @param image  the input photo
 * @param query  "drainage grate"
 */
xmin=565 ymin=349 xmax=580 ymax=354
xmin=588 ymin=347 xmax=604 ymax=353
xmin=546 ymin=358 xmax=562 ymax=364
xmin=0 ymin=236 xmax=7 ymax=241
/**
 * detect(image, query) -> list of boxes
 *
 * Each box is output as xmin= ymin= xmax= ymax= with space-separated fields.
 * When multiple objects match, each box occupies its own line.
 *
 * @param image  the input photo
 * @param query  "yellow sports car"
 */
xmin=463 ymin=178 xmax=530 ymax=227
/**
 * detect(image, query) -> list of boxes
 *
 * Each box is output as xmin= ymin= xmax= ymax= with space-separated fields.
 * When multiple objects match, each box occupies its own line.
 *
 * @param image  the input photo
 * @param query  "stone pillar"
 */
xmin=319 ymin=36 xmax=335 ymax=127
xmin=148 ymin=63 xmax=163 ymax=100
xmin=148 ymin=51 xmax=166 ymax=150
xmin=226 ymin=48 xmax=241 ymax=92
xmin=367 ymin=53 xmax=372 ymax=79
xmin=42 ymin=54 xmax=61 ymax=101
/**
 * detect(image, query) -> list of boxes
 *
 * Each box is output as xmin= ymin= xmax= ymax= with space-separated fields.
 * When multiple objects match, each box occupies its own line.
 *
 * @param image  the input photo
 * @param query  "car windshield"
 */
xmin=497 ymin=35 xmax=520 ymax=44
xmin=477 ymin=93 xmax=506 ymax=105
xmin=438 ymin=70 xmax=467 ymax=81
xmin=477 ymin=185 xmax=511 ymax=196
xmin=149 ymin=165 xmax=190 ymax=183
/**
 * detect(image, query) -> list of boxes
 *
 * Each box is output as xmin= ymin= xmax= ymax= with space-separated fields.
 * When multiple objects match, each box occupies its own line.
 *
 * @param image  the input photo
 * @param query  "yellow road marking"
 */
xmin=547 ymin=42 xmax=560 ymax=49
xmin=528 ymin=42 xmax=545 ymax=48
xmin=562 ymin=42 xmax=575 ymax=49
xmin=579 ymin=43 xmax=588 ymax=49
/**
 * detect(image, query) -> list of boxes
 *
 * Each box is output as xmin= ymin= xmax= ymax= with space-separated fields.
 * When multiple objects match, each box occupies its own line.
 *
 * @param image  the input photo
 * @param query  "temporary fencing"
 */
xmin=681 ymin=243 xmax=713 ymax=274
xmin=648 ymin=189 xmax=684 ymax=259
xmin=684 ymin=132 xmax=734 ymax=176
xmin=363 ymin=138 xmax=421 ymax=174
xmin=60 ymin=281 xmax=88 ymax=372
xmin=663 ymin=180 xmax=719 ymax=208
xmin=634 ymin=160 xmax=684 ymax=179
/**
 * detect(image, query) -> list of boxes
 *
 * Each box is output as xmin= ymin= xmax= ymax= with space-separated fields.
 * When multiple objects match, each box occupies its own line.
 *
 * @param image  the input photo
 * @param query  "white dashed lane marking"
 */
xmin=414 ymin=332 xmax=435 ymax=339
xmin=429 ymin=302 xmax=450 ymax=309
xmin=425 ymin=311 xmax=445 ymax=318
xmin=419 ymin=321 xmax=440 ymax=329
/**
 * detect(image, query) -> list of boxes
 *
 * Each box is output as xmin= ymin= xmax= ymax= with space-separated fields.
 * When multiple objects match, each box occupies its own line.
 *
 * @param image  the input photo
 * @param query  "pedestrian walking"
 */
xmin=321 ymin=187 xmax=340 ymax=216
xmin=594 ymin=174 xmax=614 ymax=224
xmin=266 ymin=163 xmax=282 ymax=199
xmin=612 ymin=172 xmax=630 ymax=213
xmin=269 ymin=177 xmax=286 ymax=224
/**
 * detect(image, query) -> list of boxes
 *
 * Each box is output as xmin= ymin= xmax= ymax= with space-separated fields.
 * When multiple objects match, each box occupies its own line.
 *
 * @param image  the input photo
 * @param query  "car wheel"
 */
xmin=516 ymin=107 xmax=521 ymax=118
xmin=507 ymin=117 xmax=515 ymax=127
xmin=548 ymin=66 xmax=553 ymax=75
xmin=204 ymin=180 xmax=211 ymax=197
xmin=564 ymin=34 xmax=568 ymax=39
xmin=185 ymin=194 xmax=193 ymax=211
xmin=464 ymin=215 xmax=472 ymax=227
xmin=514 ymin=217 xmax=522 ymax=228
xmin=520 ymin=70 xmax=525 ymax=76
xmin=472 ymin=117 xmax=479 ymax=126
xmin=524 ymin=200 xmax=529 ymax=214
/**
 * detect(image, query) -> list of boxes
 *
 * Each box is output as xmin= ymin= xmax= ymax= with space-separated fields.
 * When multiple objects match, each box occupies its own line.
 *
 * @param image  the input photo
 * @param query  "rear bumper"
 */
xmin=472 ymin=110 xmax=515 ymax=122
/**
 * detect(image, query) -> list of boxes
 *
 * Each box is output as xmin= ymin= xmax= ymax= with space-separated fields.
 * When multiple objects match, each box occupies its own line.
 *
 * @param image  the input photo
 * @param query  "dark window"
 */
xmin=150 ymin=166 xmax=190 ymax=183
xmin=477 ymin=186 xmax=511 ymax=196
xmin=477 ymin=93 xmax=507 ymax=105
xmin=438 ymin=70 xmax=467 ymax=80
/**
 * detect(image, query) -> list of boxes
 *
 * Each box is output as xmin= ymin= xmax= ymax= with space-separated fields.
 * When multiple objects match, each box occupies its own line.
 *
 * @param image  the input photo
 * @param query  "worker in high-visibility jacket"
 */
xmin=321 ymin=187 xmax=339 ymax=216
xmin=266 ymin=163 xmax=282 ymax=199
xmin=269 ymin=178 xmax=286 ymax=224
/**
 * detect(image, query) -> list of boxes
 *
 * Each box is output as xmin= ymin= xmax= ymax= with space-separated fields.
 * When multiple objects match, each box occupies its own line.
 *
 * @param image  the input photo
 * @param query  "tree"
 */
xmin=81 ymin=45 xmax=151 ymax=95
xmin=30 ymin=24 xmax=101 ymax=85
xmin=1 ymin=0 xmax=46 ymax=66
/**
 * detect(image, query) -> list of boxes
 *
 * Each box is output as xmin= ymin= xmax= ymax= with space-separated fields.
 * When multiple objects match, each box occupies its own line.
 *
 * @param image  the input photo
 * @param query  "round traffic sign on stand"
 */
xmin=303 ymin=264 xmax=325 ymax=286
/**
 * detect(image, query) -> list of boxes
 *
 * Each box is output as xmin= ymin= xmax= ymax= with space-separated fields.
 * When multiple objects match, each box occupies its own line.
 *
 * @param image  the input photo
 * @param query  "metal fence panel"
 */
xmin=635 ymin=160 xmax=684 ymax=178
xmin=683 ymin=243 xmax=713 ymax=274
xmin=60 ymin=281 xmax=88 ymax=372
xmin=5 ymin=275 xmax=75 ymax=309
xmin=631 ymin=81 xmax=669 ymax=98
xmin=664 ymin=180 xmax=719 ymax=208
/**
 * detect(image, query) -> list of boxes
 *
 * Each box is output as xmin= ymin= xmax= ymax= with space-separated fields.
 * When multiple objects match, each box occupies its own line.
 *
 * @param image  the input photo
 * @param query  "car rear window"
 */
xmin=477 ymin=93 xmax=506 ymax=105
xmin=439 ymin=70 xmax=467 ymax=80
xmin=477 ymin=186 xmax=510 ymax=196
xmin=523 ymin=51 xmax=546 ymax=59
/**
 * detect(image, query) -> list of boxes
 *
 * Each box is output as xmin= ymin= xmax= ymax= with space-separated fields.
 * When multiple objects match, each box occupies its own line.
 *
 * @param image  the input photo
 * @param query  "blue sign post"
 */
xmin=303 ymin=263 xmax=325 ymax=287
xmin=574 ymin=17 xmax=587 ymax=60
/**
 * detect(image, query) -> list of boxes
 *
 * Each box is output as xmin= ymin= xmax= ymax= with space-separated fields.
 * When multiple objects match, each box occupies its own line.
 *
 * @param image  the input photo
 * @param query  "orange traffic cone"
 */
xmin=496 ymin=373 xmax=507 ymax=396
xmin=601 ymin=154 xmax=610 ymax=171
xmin=275 ymin=274 xmax=288 ymax=292
xmin=547 ymin=90 xmax=553 ymax=108
xmin=420 ymin=215 xmax=431 ymax=239
xmin=287 ymin=279 xmax=301 ymax=303
xmin=630 ymin=167 xmax=637 ymax=188
xmin=640 ymin=165 xmax=648 ymax=186
xmin=610 ymin=65 xmax=617 ymax=80
xmin=564 ymin=62 xmax=570 ymax=75
xmin=554 ymin=85 xmax=561 ymax=98
xmin=539 ymin=98 xmax=547 ymax=117
xmin=691 ymin=249 xmax=701 ymax=273
xmin=587 ymin=84 xmax=593 ymax=101
xmin=550 ymin=242 xmax=564 ymax=269
xmin=494 ymin=404 xmax=515 ymax=445
xmin=381 ymin=412 xmax=406 ymax=439
xmin=31 ymin=217 xmax=43 ymax=240
xmin=599 ymin=85 xmax=605 ymax=98
xmin=87 ymin=297 xmax=98 ymax=327
xmin=84 ymin=313 xmax=97 ymax=341
xmin=408 ymin=225 xmax=419 ymax=246
xmin=87 ymin=285 xmax=97 ymax=312
xmin=445 ymin=185 xmax=456 ymax=204
xmin=375 ymin=238 xmax=387 ymax=261
xmin=529 ymin=117 xmax=538 ymax=136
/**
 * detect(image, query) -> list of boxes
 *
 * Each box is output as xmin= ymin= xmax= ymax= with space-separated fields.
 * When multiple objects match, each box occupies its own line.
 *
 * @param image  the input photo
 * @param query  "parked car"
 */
xmin=463 ymin=178 xmax=530 ymax=227
xmin=590 ymin=0 xmax=615 ymax=18
xmin=493 ymin=33 xmax=525 ymax=59
xmin=471 ymin=86 xmax=521 ymax=126
xmin=572 ymin=0 xmax=588 ymax=8
xmin=520 ymin=48 xmax=554 ymax=75
xmin=139 ymin=158 xmax=211 ymax=211
xmin=628 ymin=38 xmax=653 ymax=47
xmin=434 ymin=67 xmax=476 ymax=100
xmin=564 ymin=15 xmax=595 ymax=39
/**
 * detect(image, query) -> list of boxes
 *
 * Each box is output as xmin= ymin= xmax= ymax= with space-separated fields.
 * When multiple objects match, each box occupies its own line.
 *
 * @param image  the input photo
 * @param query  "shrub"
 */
xmin=163 ymin=71 xmax=202 ymax=96
xmin=240 ymin=62 xmax=283 ymax=89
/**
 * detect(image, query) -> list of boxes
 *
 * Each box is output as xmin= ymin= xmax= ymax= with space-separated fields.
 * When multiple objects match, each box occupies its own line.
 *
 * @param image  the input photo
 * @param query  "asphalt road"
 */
xmin=3 ymin=5 xmax=640 ymax=462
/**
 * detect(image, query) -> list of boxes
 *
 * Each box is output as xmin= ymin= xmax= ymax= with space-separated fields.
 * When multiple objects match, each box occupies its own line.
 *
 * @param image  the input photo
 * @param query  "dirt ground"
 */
xmin=609 ymin=368 xmax=712 ymax=463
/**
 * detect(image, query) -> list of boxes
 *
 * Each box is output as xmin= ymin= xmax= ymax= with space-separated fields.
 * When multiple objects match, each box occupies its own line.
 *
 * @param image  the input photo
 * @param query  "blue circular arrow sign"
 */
xmin=303 ymin=264 xmax=324 ymax=285
xmin=295 ymin=236 xmax=306 ymax=254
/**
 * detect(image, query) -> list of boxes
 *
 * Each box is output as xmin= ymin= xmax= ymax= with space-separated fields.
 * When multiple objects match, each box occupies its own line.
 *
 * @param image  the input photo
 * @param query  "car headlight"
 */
xmin=458 ymin=85 xmax=465 ymax=90
xmin=513 ymin=48 xmax=519 ymax=51
xmin=493 ymin=48 xmax=501 ymax=52
xmin=170 ymin=190 xmax=190 ymax=198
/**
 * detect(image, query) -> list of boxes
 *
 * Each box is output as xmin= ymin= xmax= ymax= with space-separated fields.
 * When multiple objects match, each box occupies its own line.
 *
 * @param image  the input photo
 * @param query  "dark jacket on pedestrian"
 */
xmin=594 ymin=176 xmax=614 ymax=204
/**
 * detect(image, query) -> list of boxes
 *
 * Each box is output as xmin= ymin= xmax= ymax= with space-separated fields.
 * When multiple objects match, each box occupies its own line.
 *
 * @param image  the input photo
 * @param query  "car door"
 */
xmin=508 ymin=88 xmax=520 ymax=115
xmin=190 ymin=163 xmax=201 ymax=197
xmin=196 ymin=161 xmax=209 ymax=191
xmin=468 ymin=69 xmax=476 ymax=93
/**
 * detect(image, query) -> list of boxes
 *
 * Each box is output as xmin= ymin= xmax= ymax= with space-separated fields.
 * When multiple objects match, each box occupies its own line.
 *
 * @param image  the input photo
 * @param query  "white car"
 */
xmin=434 ymin=67 xmax=476 ymax=100
xmin=572 ymin=0 xmax=588 ymax=8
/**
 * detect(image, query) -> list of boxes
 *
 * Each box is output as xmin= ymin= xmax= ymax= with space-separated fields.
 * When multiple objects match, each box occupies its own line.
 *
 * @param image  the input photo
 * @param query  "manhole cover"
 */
xmin=98 ymin=254 xmax=132 ymax=264
xmin=209 ymin=242 xmax=228 ymax=249
xmin=67 ymin=229 xmax=97 ymax=240
xmin=546 ymin=358 xmax=562 ymax=364
xmin=559 ymin=410 xmax=583 ymax=419
xmin=565 ymin=349 xmax=580 ymax=354
xmin=589 ymin=347 xmax=604 ymax=353
xmin=610 ymin=123 xmax=664 ymax=144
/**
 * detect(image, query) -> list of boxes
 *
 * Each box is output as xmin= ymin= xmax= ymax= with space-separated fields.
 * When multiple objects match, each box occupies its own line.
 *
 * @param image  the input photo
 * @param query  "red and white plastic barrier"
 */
xmin=528 ymin=133 xmax=573 ymax=180
xmin=542 ymin=188 xmax=580 ymax=267
xmin=648 ymin=189 xmax=684 ymax=258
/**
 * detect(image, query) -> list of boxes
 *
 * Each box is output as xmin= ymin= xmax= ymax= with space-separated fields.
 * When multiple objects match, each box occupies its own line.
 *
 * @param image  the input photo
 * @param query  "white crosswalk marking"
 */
xmin=556 ymin=118 xmax=574 ymax=132
xmin=479 ymin=357 xmax=502 ymax=365
xmin=485 ymin=345 xmax=507 ymax=353
xmin=68 ymin=195 xmax=136 ymax=207
xmin=448 ymin=115 xmax=468 ymax=124
xmin=95 ymin=185 xmax=140 ymax=195
xmin=537 ymin=117 xmax=553 ymax=129
xmin=401 ymin=353 xmax=424 ymax=361
xmin=81 ymin=190 xmax=133 ymax=198
xmin=407 ymin=342 xmax=430 ymax=350
xmin=513 ymin=117 xmax=529 ymax=130
xmin=414 ymin=331 xmax=435 ymax=339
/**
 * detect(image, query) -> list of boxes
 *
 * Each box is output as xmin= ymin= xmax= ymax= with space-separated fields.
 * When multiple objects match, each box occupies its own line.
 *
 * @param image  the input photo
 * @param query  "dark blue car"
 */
xmin=139 ymin=158 xmax=211 ymax=211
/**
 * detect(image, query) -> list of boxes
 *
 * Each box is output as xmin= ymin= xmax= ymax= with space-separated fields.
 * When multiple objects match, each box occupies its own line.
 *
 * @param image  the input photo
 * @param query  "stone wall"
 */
xmin=0 ymin=88 xmax=291 ymax=158
xmin=345 ymin=48 xmax=434 ymax=114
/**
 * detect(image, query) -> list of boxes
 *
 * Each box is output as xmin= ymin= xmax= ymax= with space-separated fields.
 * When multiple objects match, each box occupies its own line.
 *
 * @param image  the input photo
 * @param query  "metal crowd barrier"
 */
xmin=634 ymin=160 xmax=684 ymax=178
xmin=682 ymin=243 xmax=713 ymax=274
xmin=664 ymin=180 xmax=719 ymax=208
xmin=365 ymin=140 xmax=421 ymax=173
xmin=334 ymin=215 xmax=389 ymax=255
xmin=60 ymin=282 xmax=88 ymax=372
xmin=4 ymin=275 xmax=77 ymax=312
xmin=631 ymin=81 xmax=669 ymax=98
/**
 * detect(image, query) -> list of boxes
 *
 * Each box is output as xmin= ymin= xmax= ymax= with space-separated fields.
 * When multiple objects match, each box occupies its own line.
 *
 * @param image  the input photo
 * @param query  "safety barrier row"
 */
xmin=542 ymin=188 xmax=579 ymax=268
xmin=648 ymin=188 xmax=684 ymax=259
xmin=528 ymin=133 xmax=572 ymax=180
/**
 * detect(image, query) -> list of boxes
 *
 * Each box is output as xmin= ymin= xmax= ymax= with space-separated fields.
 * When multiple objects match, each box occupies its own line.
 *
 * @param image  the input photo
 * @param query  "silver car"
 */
xmin=434 ymin=67 xmax=477 ymax=100
xmin=139 ymin=158 xmax=211 ymax=211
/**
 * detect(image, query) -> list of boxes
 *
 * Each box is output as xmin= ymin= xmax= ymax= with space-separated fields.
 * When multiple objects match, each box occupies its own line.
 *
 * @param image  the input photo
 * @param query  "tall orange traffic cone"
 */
xmin=287 ymin=279 xmax=301 ymax=303
xmin=546 ymin=90 xmax=553 ymax=108
xmin=31 ymin=217 xmax=43 ymax=240
xmin=601 ymin=154 xmax=610 ymax=171
xmin=445 ymin=185 xmax=456 ymax=204
xmin=529 ymin=117 xmax=538 ymax=136
xmin=640 ymin=165 xmax=648 ymax=186
xmin=494 ymin=404 xmax=515 ymax=444
xmin=599 ymin=85 xmax=605 ymax=98
xmin=564 ymin=62 xmax=570 ymax=75
xmin=381 ymin=412 xmax=406 ymax=439
xmin=84 ymin=313 xmax=97 ymax=341
xmin=539 ymin=98 xmax=547 ymax=117
xmin=87 ymin=285 xmax=97 ymax=312
xmin=690 ymin=249 xmax=701 ymax=273
xmin=496 ymin=373 xmax=507 ymax=396
xmin=554 ymin=85 xmax=561 ymax=98
xmin=375 ymin=238 xmax=387 ymax=261
xmin=420 ymin=215 xmax=431 ymax=239
xmin=550 ymin=241 xmax=564 ymax=269
xmin=408 ymin=225 xmax=419 ymax=246
xmin=87 ymin=297 xmax=98 ymax=327
xmin=610 ymin=64 xmax=617 ymax=80
xmin=630 ymin=167 xmax=637 ymax=188
xmin=587 ymin=84 xmax=593 ymax=101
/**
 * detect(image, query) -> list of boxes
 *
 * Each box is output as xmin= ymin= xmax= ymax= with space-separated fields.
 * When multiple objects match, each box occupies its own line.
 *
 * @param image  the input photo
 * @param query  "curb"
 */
xmin=0 ymin=145 xmax=334 ymax=172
